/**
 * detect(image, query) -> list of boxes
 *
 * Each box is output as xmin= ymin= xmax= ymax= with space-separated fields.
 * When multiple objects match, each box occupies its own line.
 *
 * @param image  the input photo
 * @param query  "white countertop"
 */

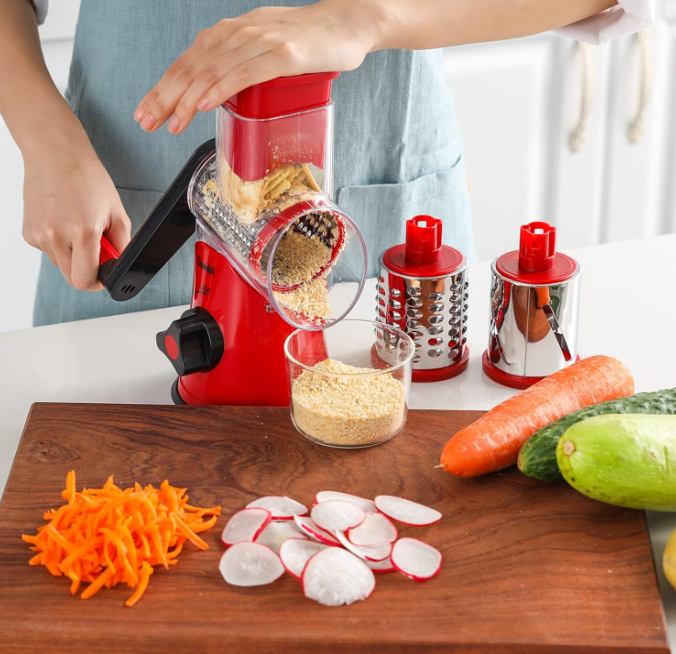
xmin=1 ymin=234 xmax=675 ymax=648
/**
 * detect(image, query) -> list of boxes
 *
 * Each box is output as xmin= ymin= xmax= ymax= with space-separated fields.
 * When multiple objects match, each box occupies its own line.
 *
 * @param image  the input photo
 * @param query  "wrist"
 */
xmin=355 ymin=0 xmax=402 ymax=52
xmin=322 ymin=0 xmax=397 ymax=53
xmin=15 ymin=99 xmax=93 ymax=163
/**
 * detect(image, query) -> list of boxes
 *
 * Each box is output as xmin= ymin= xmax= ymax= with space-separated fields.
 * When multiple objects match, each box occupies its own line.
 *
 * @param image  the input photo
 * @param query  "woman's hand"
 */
xmin=22 ymin=138 xmax=131 ymax=292
xmin=134 ymin=0 xmax=385 ymax=134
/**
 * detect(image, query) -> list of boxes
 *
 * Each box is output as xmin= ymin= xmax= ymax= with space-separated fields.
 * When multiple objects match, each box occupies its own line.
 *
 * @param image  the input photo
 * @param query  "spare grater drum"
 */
xmin=482 ymin=221 xmax=581 ymax=389
xmin=375 ymin=216 xmax=469 ymax=382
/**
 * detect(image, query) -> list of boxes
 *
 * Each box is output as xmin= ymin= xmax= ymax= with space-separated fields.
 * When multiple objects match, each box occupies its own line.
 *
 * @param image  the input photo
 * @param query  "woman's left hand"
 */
xmin=134 ymin=0 xmax=385 ymax=134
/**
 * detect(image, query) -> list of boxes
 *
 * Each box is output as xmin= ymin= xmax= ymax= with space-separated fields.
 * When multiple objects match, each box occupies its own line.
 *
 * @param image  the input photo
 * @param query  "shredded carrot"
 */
xmin=22 ymin=471 xmax=220 ymax=606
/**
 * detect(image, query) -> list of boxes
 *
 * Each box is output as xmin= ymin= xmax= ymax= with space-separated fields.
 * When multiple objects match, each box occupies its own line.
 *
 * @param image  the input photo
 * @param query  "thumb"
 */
xmin=105 ymin=207 xmax=132 ymax=255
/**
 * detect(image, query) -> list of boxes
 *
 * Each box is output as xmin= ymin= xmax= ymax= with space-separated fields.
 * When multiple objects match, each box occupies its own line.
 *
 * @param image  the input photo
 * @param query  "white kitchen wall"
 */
xmin=0 ymin=0 xmax=80 ymax=332
xmin=445 ymin=1 xmax=676 ymax=262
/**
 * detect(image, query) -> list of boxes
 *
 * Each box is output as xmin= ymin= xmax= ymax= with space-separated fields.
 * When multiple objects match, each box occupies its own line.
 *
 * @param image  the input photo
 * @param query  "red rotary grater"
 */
xmin=376 ymin=216 xmax=469 ymax=382
xmin=483 ymin=221 xmax=581 ymax=389
xmin=98 ymin=73 xmax=367 ymax=406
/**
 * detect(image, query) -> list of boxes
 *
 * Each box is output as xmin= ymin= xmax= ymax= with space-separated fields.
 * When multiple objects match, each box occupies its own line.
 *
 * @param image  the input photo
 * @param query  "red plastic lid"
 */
xmin=224 ymin=72 xmax=340 ymax=119
xmin=382 ymin=216 xmax=465 ymax=277
xmin=495 ymin=221 xmax=578 ymax=284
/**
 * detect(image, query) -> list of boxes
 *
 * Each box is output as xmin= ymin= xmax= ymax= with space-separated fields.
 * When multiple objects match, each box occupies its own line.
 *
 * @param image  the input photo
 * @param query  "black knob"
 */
xmin=156 ymin=307 xmax=224 ymax=376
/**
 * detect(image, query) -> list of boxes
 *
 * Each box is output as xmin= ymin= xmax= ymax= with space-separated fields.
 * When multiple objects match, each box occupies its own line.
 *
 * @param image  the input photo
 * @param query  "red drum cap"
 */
xmin=495 ymin=221 xmax=578 ymax=284
xmin=382 ymin=216 xmax=464 ymax=277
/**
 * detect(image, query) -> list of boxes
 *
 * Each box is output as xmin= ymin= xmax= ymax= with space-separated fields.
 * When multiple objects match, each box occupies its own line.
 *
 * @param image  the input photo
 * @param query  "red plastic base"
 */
xmin=412 ymin=347 xmax=470 ymax=383
xmin=481 ymin=350 xmax=581 ymax=390
xmin=177 ymin=241 xmax=294 ymax=407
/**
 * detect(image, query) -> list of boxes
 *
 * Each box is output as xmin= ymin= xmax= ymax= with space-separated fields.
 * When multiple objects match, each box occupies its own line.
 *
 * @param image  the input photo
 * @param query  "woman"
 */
xmin=0 ymin=0 xmax=654 ymax=325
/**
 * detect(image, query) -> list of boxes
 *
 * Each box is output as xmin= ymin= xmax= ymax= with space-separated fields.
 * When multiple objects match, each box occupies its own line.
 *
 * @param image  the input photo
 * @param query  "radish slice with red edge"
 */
xmin=346 ymin=511 xmax=398 ymax=547
xmin=366 ymin=557 xmax=396 ymax=573
xmin=246 ymin=496 xmax=307 ymax=520
xmin=391 ymin=537 xmax=442 ymax=582
xmin=294 ymin=516 xmax=341 ymax=546
xmin=221 ymin=508 xmax=271 ymax=546
xmin=315 ymin=491 xmax=376 ymax=513
xmin=219 ymin=541 xmax=285 ymax=587
xmin=374 ymin=496 xmax=442 ymax=527
xmin=255 ymin=520 xmax=307 ymax=553
xmin=333 ymin=530 xmax=392 ymax=562
xmin=279 ymin=538 xmax=329 ymax=580
xmin=310 ymin=500 xmax=365 ymax=533
xmin=302 ymin=547 xmax=376 ymax=606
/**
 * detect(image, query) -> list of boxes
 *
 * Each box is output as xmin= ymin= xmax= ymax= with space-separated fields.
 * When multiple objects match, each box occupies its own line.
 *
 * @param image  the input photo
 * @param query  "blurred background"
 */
xmin=2 ymin=0 xmax=675 ymax=332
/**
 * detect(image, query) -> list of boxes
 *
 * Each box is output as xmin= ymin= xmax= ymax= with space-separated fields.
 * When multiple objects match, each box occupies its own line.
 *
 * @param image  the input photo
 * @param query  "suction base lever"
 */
xmin=156 ymin=307 xmax=224 ymax=377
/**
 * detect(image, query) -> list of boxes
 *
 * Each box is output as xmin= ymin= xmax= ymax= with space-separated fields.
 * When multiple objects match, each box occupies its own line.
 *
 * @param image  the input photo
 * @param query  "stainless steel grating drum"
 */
xmin=375 ymin=216 xmax=469 ymax=382
xmin=482 ymin=221 xmax=581 ymax=389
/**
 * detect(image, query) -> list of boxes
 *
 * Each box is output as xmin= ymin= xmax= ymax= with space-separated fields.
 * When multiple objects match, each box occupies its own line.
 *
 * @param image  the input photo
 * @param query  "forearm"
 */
xmin=0 ymin=0 xmax=89 ymax=159
xmin=367 ymin=0 xmax=618 ymax=50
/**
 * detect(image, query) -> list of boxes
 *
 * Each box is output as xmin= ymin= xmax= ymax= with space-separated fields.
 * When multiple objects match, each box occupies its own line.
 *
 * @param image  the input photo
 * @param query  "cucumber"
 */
xmin=556 ymin=414 xmax=676 ymax=511
xmin=518 ymin=387 xmax=676 ymax=481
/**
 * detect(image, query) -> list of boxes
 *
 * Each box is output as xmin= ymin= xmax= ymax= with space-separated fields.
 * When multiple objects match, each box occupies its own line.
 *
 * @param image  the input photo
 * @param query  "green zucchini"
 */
xmin=517 ymin=387 xmax=676 ymax=481
xmin=557 ymin=414 xmax=676 ymax=511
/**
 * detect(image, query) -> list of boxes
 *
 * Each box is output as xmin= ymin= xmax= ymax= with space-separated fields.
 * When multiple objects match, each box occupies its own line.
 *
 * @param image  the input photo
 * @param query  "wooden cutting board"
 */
xmin=0 ymin=403 xmax=668 ymax=654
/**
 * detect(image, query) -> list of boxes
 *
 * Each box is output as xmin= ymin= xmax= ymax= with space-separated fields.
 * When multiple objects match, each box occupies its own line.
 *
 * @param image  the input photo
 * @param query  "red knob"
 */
xmin=405 ymin=215 xmax=442 ymax=265
xmin=518 ymin=222 xmax=556 ymax=272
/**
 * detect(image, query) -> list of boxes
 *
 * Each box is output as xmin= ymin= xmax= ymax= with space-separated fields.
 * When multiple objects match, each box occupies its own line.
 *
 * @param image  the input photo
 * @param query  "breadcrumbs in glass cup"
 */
xmin=284 ymin=319 xmax=414 ymax=448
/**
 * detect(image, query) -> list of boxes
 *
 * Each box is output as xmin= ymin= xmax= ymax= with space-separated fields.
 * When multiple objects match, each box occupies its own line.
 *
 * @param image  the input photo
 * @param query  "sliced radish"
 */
xmin=315 ymin=491 xmax=376 ymax=513
xmin=374 ymin=496 xmax=442 ymax=527
xmin=246 ymin=496 xmax=308 ymax=520
xmin=219 ymin=541 xmax=285 ymax=587
xmin=311 ymin=500 xmax=365 ymax=533
xmin=294 ymin=516 xmax=341 ymax=546
xmin=255 ymin=520 xmax=307 ymax=553
xmin=333 ymin=530 xmax=392 ymax=562
xmin=346 ymin=511 xmax=398 ymax=547
xmin=221 ymin=508 xmax=271 ymax=546
xmin=366 ymin=557 xmax=396 ymax=573
xmin=302 ymin=547 xmax=375 ymax=606
xmin=391 ymin=538 xmax=442 ymax=582
xmin=279 ymin=538 xmax=329 ymax=580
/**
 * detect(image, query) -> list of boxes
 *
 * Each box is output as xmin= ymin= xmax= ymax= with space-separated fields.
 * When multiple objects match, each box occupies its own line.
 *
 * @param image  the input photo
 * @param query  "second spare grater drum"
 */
xmin=483 ymin=221 xmax=581 ymax=389
xmin=376 ymin=216 xmax=469 ymax=382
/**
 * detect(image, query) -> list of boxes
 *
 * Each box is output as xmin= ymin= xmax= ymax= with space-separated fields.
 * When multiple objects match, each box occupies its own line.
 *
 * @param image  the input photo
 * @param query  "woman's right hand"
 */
xmin=21 ymin=141 xmax=132 ymax=292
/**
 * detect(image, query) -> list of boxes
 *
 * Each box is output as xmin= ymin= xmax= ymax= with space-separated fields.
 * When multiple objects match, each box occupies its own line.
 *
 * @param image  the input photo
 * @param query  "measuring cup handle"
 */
xmin=99 ymin=236 xmax=120 ymax=266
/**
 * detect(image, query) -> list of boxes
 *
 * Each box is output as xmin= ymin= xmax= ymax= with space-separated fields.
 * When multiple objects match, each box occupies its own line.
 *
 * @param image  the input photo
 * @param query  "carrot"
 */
xmin=440 ymin=355 xmax=634 ymax=477
xmin=22 ymin=471 xmax=220 ymax=606
xmin=125 ymin=561 xmax=154 ymax=607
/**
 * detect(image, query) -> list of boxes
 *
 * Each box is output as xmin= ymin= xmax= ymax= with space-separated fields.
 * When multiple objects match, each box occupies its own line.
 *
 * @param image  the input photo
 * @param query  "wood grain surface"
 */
xmin=0 ymin=403 xmax=668 ymax=654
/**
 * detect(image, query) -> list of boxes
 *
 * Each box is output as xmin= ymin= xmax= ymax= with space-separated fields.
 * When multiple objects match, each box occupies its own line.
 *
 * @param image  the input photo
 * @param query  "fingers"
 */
xmin=134 ymin=43 xmax=205 ymax=132
xmin=196 ymin=48 xmax=298 ymax=113
xmin=134 ymin=13 xmax=299 ymax=134
xmin=134 ymin=21 xmax=238 ymax=131
xmin=71 ymin=223 xmax=104 ymax=292
xmin=23 ymin=227 xmax=58 ymax=268
xmin=105 ymin=208 xmax=132 ymax=254
xmin=168 ymin=41 xmax=275 ymax=134
xmin=51 ymin=238 xmax=74 ymax=288
xmin=23 ymin=210 xmax=131 ymax=292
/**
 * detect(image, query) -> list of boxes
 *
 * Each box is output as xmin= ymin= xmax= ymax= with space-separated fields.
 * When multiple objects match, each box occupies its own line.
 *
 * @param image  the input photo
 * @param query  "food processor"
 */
xmin=98 ymin=73 xmax=367 ymax=406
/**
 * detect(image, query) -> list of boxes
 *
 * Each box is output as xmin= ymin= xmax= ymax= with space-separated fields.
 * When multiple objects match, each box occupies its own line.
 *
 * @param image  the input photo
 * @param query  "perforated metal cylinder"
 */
xmin=375 ymin=258 xmax=469 ymax=373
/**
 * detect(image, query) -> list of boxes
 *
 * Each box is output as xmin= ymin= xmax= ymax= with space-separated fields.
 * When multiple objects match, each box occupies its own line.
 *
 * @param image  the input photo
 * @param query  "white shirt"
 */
xmin=556 ymin=0 xmax=656 ymax=44
xmin=29 ymin=0 xmax=655 ymax=44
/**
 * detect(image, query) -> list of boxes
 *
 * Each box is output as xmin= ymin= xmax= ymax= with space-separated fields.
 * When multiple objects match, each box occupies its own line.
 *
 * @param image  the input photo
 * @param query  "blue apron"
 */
xmin=34 ymin=0 xmax=474 ymax=326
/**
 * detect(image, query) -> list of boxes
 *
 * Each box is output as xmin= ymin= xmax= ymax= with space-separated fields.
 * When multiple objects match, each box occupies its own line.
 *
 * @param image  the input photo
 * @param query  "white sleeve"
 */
xmin=29 ymin=0 xmax=48 ymax=25
xmin=555 ymin=0 xmax=655 ymax=45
